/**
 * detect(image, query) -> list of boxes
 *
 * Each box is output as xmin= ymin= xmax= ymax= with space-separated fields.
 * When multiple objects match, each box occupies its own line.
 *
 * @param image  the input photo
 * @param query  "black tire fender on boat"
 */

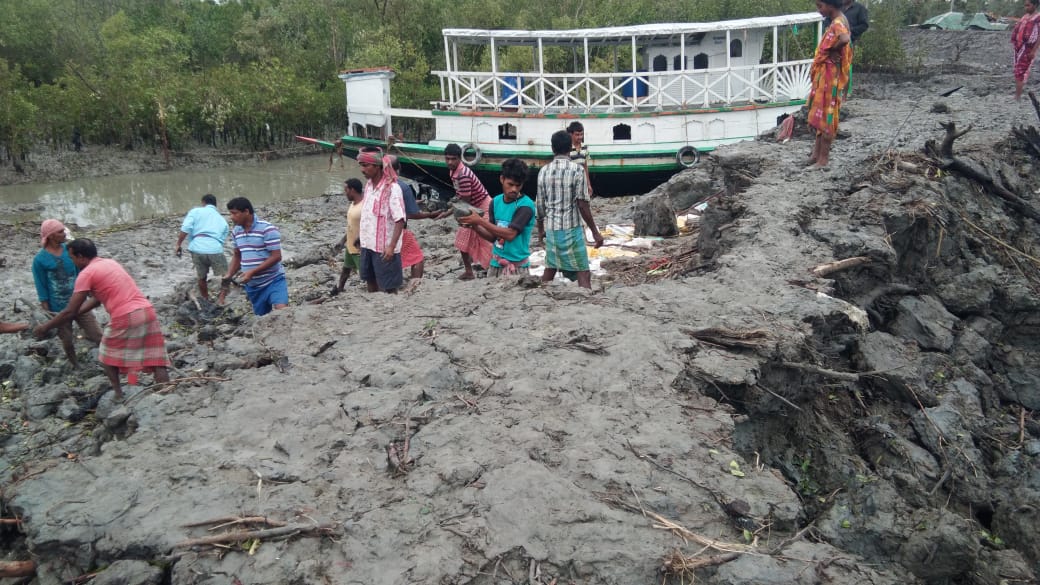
xmin=461 ymin=143 xmax=482 ymax=166
xmin=676 ymin=146 xmax=699 ymax=168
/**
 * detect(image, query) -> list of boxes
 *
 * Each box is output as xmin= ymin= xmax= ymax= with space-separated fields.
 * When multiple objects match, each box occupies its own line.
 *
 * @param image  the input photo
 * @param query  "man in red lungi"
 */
xmin=34 ymin=238 xmax=170 ymax=400
xmin=444 ymin=143 xmax=492 ymax=280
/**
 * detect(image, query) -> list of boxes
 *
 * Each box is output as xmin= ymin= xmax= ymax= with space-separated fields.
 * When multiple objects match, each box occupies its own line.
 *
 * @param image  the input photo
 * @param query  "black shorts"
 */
xmin=360 ymin=248 xmax=404 ymax=291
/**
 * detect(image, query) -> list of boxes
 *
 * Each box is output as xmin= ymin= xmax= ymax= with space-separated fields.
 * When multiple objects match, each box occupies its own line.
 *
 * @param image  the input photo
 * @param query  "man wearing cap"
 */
xmin=32 ymin=219 xmax=102 ymax=366
xmin=175 ymin=194 xmax=230 ymax=303
xmin=357 ymin=149 xmax=406 ymax=293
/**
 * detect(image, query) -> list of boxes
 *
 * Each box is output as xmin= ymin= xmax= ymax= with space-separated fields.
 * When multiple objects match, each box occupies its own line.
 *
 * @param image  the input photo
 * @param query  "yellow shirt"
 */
xmin=346 ymin=201 xmax=363 ymax=254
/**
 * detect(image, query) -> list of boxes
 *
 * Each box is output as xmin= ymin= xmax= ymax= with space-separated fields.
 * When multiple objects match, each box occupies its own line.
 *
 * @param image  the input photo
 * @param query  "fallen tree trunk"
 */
xmin=0 ymin=560 xmax=35 ymax=578
xmin=928 ymin=122 xmax=1040 ymax=223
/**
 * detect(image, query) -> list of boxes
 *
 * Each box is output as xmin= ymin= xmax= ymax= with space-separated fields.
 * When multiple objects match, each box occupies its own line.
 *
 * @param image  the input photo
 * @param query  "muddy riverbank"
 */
xmin=1 ymin=29 xmax=1039 ymax=585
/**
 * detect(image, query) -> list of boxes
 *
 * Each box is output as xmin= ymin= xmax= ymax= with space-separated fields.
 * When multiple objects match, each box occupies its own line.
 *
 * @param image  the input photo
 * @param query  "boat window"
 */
xmin=673 ymin=55 xmax=686 ymax=70
xmin=693 ymin=53 xmax=709 ymax=70
xmin=653 ymin=55 xmax=667 ymax=72
xmin=612 ymin=123 xmax=631 ymax=141
xmin=730 ymin=39 xmax=743 ymax=58
xmin=498 ymin=123 xmax=517 ymax=141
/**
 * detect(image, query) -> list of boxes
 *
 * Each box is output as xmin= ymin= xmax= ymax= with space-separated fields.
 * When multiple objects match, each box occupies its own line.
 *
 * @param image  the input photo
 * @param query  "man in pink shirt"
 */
xmin=34 ymin=238 xmax=170 ymax=400
xmin=357 ymin=149 xmax=406 ymax=293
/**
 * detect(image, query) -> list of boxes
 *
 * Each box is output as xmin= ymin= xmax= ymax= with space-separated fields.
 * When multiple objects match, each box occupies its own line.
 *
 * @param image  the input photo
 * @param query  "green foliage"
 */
xmin=0 ymin=0 xmax=949 ymax=154
xmin=0 ymin=59 xmax=37 ymax=159
xmin=349 ymin=27 xmax=436 ymax=108
xmin=855 ymin=0 xmax=907 ymax=72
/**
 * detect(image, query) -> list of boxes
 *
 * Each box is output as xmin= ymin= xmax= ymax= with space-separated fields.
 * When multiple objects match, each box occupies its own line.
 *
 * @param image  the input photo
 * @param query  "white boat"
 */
xmin=299 ymin=12 xmax=822 ymax=195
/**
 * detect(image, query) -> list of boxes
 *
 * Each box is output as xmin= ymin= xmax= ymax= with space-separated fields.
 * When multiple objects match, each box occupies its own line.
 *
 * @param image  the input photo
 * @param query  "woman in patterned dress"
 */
xmin=1013 ymin=0 xmax=1040 ymax=100
xmin=806 ymin=0 xmax=852 ymax=168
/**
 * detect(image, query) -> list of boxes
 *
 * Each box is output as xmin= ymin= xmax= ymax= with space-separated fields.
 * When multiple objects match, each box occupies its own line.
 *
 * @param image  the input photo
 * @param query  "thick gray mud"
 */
xmin=1 ymin=29 xmax=1039 ymax=585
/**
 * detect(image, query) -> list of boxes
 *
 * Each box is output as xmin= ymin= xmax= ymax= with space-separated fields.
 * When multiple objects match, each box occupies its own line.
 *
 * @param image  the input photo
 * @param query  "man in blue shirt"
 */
xmin=175 ymin=194 xmax=230 ymax=303
xmin=225 ymin=197 xmax=288 ymax=316
xmin=32 ymin=219 xmax=102 ymax=366
xmin=459 ymin=158 xmax=537 ymax=277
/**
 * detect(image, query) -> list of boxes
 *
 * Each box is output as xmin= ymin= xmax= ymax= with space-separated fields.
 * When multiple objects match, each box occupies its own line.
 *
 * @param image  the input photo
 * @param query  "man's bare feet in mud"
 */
xmin=458 ymin=272 xmax=475 ymax=281
xmin=802 ymin=157 xmax=818 ymax=167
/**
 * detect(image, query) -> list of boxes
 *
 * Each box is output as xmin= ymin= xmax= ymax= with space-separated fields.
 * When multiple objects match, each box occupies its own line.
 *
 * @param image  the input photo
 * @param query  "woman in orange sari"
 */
xmin=806 ymin=0 xmax=852 ymax=168
xmin=1013 ymin=0 xmax=1040 ymax=100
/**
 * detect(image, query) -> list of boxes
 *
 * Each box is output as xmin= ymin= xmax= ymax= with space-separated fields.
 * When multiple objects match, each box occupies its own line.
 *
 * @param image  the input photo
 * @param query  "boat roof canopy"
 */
xmin=443 ymin=13 xmax=822 ymax=46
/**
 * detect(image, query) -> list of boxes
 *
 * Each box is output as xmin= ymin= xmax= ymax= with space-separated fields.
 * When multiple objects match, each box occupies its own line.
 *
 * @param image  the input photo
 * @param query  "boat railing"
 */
xmin=432 ymin=60 xmax=812 ymax=113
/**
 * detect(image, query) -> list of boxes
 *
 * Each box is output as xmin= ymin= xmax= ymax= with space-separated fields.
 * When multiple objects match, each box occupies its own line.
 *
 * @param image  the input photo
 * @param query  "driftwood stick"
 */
xmin=811 ymin=256 xmax=871 ymax=278
xmin=174 ymin=523 xmax=336 ymax=548
xmin=680 ymin=327 xmax=770 ymax=349
xmin=0 ymin=518 xmax=24 ymax=525
xmin=0 ymin=560 xmax=35 ymax=578
xmin=182 ymin=516 xmax=288 ymax=530
xmin=776 ymin=361 xmax=861 ymax=382
xmin=938 ymin=121 xmax=973 ymax=157
xmin=756 ymin=385 xmax=803 ymax=412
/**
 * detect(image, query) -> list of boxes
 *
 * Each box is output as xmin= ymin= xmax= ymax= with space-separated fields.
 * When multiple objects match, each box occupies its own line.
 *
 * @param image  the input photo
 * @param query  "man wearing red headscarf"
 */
xmin=357 ymin=148 xmax=406 ymax=293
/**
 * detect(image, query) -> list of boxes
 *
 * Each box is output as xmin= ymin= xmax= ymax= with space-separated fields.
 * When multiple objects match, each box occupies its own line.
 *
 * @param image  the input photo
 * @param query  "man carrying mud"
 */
xmin=175 ymin=194 xmax=230 ymax=304
xmin=32 ymin=219 xmax=103 ymax=366
xmin=444 ymin=143 xmax=492 ymax=280
xmin=226 ymin=197 xmax=289 ymax=315
xmin=357 ymin=149 xmax=406 ymax=293
xmin=33 ymin=238 xmax=171 ymax=400
xmin=458 ymin=158 xmax=537 ymax=277
xmin=536 ymin=131 xmax=603 ymax=289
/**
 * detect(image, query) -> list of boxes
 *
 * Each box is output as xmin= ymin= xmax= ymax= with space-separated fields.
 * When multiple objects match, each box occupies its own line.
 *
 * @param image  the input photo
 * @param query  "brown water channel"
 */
xmin=0 ymin=156 xmax=359 ymax=228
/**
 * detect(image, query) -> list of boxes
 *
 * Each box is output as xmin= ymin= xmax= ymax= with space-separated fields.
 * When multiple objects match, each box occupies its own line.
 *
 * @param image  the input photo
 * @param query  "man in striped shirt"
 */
xmin=226 ymin=197 xmax=288 ymax=315
xmin=445 ymin=143 xmax=493 ymax=279
xmin=536 ymin=130 xmax=603 ymax=289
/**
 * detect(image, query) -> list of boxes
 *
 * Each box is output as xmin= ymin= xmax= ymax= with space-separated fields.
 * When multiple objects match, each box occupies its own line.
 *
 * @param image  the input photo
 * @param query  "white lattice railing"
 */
xmin=432 ymin=60 xmax=812 ymax=113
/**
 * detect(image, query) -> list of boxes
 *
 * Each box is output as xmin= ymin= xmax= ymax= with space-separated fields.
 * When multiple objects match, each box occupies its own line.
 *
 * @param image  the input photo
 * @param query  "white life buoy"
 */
xmin=461 ymin=143 xmax=482 ymax=166
xmin=676 ymin=146 xmax=699 ymax=168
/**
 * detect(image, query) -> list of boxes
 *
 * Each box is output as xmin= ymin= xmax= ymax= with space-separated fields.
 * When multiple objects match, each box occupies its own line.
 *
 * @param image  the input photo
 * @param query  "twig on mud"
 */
xmin=174 ymin=523 xmax=337 ymax=548
xmin=774 ymin=361 xmax=861 ymax=382
xmin=681 ymin=327 xmax=770 ymax=350
xmin=624 ymin=440 xmax=727 ymax=508
xmin=905 ymin=384 xmax=980 ymax=479
xmin=441 ymin=525 xmax=475 ymax=540
xmin=810 ymin=256 xmax=871 ymax=278
xmin=755 ymin=384 xmax=802 ymax=412
xmin=661 ymin=549 xmax=740 ymax=581
xmin=126 ymin=375 xmax=231 ymax=403
xmin=546 ymin=334 xmax=609 ymax=355
xmin=1020 ymin=407 xmax=1028 ymax=447
xmin=455 ymin=393 xmax=479 ymax=411
xmin=928 ymin=468 xmax=952 ymax=496
xmin=182 ymin=516 xmax=288 ymax=530
xmin=310 ymin=340 xmax=337 ymax=357
xmin=0 ymin=517 xmax=24 ymax=525
xmin=955 ymin=211 xmax=1040 ymax=268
